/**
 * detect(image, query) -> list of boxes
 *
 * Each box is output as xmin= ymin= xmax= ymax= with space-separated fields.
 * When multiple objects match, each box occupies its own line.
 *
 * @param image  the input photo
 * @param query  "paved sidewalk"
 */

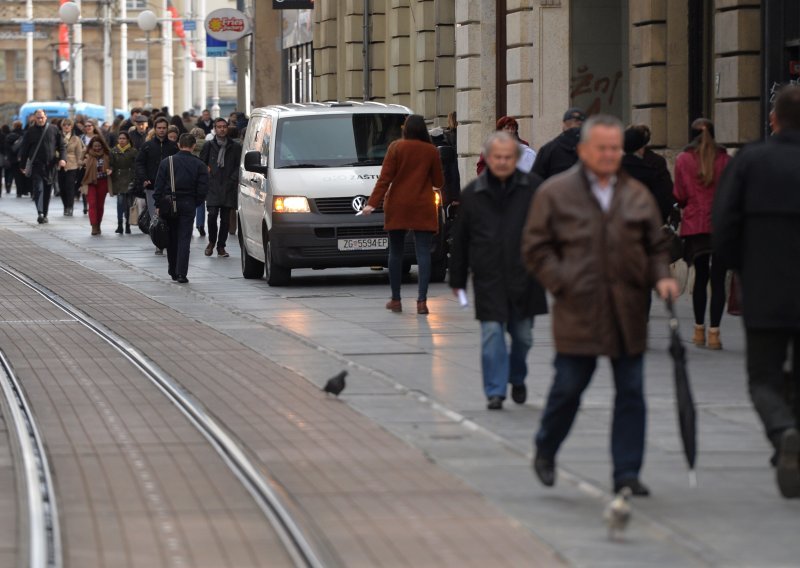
xmin=0 ymin=196 xmax=798 ymax=566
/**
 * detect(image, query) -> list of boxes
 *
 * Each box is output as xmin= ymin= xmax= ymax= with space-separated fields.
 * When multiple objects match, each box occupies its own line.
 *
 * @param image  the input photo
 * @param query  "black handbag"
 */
xmin=663 ymin=205 xmax=684 ymax=264
xmin=138 ymin=207 xmax=151 ymax=234
xmin=149 ymin=215 xmax=170 ymax=249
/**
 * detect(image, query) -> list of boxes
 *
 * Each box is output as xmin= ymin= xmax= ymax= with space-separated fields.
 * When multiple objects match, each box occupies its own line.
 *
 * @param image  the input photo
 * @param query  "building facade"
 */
xmin=311 ymin=0 xmax=775 ymax=182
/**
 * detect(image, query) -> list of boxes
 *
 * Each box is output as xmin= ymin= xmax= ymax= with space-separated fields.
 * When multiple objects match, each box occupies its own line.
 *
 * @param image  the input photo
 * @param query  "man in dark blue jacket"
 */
xmin=714 ymin=85 xmax=800 ymax=499
xmin=154 ymin=134 xmax=208 ymax=284
xmin=450 ymin=131 xmax=547 ymax=411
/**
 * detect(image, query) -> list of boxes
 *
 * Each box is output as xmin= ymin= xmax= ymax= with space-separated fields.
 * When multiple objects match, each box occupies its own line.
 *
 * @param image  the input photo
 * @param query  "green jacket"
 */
xmin=110 ymin=145 xmax=138 ymax=194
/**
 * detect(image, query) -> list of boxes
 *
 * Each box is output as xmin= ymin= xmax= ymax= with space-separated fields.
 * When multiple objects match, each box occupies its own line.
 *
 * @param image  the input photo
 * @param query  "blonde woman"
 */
xmin=58 ymin=118 xmax=84 ymax=216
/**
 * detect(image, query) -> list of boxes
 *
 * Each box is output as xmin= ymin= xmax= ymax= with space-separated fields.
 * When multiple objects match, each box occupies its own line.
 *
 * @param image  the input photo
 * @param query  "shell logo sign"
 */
xmin=205 ymin=8 xmax=252 ymax=41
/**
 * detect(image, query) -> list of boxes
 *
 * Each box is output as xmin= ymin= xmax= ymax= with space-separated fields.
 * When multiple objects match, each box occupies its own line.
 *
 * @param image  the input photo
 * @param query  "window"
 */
xmin=127 ymin=50 xmax=147 ymax=80
xmin=126 ymin=0 xmax=146 ymax=9
xmin=14 ymin=51 xmax=25 ymax=81
xmin=0 ymin=53 xmax=6 ymax=82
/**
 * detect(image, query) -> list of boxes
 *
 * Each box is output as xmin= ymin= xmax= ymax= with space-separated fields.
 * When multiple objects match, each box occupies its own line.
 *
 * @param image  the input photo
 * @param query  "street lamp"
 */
xmin=137 ymin=10 xmax=158 ymax=110
xmin=58 ymin=1 xmax=80 ymax=118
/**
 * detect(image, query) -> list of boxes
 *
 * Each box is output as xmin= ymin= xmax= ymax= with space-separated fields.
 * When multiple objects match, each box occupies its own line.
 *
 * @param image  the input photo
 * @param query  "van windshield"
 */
xmin=274 ymin=113 xmax=407 ymax=168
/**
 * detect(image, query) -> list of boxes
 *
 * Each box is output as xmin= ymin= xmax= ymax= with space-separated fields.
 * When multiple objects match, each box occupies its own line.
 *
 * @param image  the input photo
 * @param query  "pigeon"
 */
xmin=322 ymin=370 xmax=347 ymax=396
xmin=604 ymin=486 xmax=632 ymax=541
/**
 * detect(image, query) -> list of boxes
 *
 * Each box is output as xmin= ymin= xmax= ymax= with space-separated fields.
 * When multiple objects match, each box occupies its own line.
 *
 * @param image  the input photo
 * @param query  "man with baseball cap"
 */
xmin=532 ymin=107 xmax=586 ymax=180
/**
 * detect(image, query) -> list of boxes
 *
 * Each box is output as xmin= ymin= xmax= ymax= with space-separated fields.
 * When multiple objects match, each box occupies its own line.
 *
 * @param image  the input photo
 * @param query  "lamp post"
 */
xmin=137 ymin=10 xmax=158 ymax=111
xmin=58 ymin=1 xmax=81 ymax=119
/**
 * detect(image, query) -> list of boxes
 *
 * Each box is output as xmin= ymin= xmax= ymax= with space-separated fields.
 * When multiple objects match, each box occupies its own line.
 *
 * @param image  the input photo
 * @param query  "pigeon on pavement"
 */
xmin=323 ymin=370 xmax=347 ymax=396
xmin=604 ymin=487 xmax=632 ymax=541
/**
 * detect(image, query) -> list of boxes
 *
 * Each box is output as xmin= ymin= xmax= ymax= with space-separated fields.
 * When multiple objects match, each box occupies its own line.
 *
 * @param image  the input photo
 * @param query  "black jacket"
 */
xmin=19 ymin=123 xmax=65 ymax=179
xmin=199 ymin=137 xmax=242 ymax=208
xmin=197 ymin=118 xmax=214 ymax=135
xmin=621 ymin=152 xmax=674 ymax=223
xmin=450 ymin=170 xmax=548 ymax=322
xmin=432 ymin=133 xmax=461 ymax=205
xmin=135 ymin=136 xmax=178 ymax=193
xmin=4 ymin=128 xmax=23 ymax=166
xmin=713 ymin=130 xmax=800 ymax=330
xmin=153 ymin=150 xmax=208 ymax=208
xmin=129 ymin=127 xmax=147 ymax=150
xmin=532 ymin=127 xmax=580 ymax=180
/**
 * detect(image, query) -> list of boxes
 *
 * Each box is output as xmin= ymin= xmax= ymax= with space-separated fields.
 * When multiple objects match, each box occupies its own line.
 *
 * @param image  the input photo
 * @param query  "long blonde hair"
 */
xmin=690 ymin=118 xmax=718 ymax=186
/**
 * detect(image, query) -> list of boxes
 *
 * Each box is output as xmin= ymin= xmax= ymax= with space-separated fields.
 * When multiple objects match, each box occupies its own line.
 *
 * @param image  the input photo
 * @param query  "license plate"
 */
xmin=337 ymin=237 xmax=388 ymax=251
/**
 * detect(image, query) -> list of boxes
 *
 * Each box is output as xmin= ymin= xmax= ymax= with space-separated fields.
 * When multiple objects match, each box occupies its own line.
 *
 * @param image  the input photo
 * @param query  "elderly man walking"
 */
xmin=18 ymin=109 xmax=66 ymax=223
xmin=523 ymin=115 xmax=679 ymax=496
xmin=450 ymin=131 xmax=547 ymax=410
xmin=713 ymin=85 xmax=800 ymax=498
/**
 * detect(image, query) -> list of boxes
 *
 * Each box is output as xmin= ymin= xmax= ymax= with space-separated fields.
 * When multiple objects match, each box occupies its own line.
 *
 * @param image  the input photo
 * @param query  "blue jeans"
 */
xmin=480 ymin=318 xmax=534 ymax=398
xmin=195 ymin=203 xmax=205 ymax=229
xmin=535 ymin=352 xmax=646 ymax=483
xmin=388 ymin=230 xmax=433 ymax=301
xmin=116 ymin=193 xmax=131 ymax=222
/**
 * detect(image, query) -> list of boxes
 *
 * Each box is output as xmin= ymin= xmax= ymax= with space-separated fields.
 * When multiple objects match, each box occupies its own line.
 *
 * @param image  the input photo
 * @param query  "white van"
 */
xmin=237 ymin=102 xmax=448 ymax=286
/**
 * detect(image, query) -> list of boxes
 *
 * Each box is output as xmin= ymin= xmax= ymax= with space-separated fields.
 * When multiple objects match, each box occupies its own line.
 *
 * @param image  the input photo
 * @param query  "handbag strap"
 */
xmin=29 ymin=124 xmax=48 ymax=163
xmin=168 ymin=155 xmax=178 ymax=215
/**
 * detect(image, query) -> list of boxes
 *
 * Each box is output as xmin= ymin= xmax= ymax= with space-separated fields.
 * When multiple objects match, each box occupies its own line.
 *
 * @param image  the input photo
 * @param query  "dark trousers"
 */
xmin=116 ymin=193 xmax=132 ymax=223
xmin=746 ymin=328 xmax=800 ymax=450
xmin=58 ymin=169 xmax=77 ymax=209
xmin=207 ymin=205 xmax=230 ymax=248
xmin=2 ymin=166 xmax=13 ymax=191
xmin=166 ymin=197 xmax=196 ymax=278
xmin=388 ymin=230 xmax=433 ymax=301
xmin=693 ymin=253 xmax=726 ymax=327
xmin=536 ymin=352 xmax=646 ymax=483
xmin=31 ymin=172 xmax=53 ymax=216
xmin=14 ymin=169 xmax=30 ymax=197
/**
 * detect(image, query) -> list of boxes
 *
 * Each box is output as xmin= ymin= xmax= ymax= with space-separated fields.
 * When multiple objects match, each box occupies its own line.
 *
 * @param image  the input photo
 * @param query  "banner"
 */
xmin=273 ymin=0 xmax=314 ymax=8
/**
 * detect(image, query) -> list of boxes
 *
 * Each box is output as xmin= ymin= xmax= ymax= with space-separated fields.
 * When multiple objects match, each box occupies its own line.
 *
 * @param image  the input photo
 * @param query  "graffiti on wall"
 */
xmin=571 ymin=65 xmax=624 ymax=116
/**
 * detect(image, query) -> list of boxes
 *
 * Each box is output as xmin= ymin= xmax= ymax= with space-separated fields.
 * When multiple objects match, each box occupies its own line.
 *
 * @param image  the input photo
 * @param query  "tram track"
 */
xmin=0 ymin=262 xmax=335 ymax=568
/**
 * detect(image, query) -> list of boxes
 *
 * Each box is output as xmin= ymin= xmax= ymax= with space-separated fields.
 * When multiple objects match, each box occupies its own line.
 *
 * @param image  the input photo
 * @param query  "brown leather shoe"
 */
xmin=385 ymin=299 xmax=402 ymax=313
xmin=204 ymin=243 xmax=214 ymax=256
xmin=91 ymin=224 xmax=100 ymax=236
xmin=217 ymin=247 xmax=229 ymax=258
xmin=417 ymin=300 xmax=429 ymax=315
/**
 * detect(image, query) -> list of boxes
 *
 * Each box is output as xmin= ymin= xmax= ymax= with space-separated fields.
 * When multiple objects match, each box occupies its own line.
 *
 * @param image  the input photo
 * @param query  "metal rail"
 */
xmin=0 ymin=352 xmax=61 ymax=568
xmin=0 ymin=264 xmax=334 ymax=568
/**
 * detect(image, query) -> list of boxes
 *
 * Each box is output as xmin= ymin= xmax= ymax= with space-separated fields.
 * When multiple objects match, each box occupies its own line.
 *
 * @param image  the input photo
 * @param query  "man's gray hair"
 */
xmin=579 ymin=114 xmax=624 ymax=143
xmin=483 ymin=130 xmax=522 ymax=159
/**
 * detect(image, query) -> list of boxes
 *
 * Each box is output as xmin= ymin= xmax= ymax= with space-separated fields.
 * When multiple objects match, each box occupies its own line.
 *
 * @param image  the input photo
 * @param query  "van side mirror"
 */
xmin=244 ymin=150 xmax=268 ymax=174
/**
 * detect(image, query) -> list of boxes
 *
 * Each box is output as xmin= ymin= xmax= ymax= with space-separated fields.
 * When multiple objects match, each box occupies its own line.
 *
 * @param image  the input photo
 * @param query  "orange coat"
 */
xmin=367 ymin=139 xmax=445 ymax=232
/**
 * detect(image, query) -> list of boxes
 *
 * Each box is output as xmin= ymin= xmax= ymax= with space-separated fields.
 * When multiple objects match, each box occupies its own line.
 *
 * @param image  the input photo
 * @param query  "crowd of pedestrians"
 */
xmin=0 ymin=88 xmax=798 ymax=500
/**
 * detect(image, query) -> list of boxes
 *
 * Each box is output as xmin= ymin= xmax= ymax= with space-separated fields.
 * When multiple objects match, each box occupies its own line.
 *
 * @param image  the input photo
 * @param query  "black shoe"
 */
xmin=154 ymin=249 xmax=164 ymax=256
xmin=614 ymin=478 xmax=651 ymax=497
xmin=511 ymin=384 xmax=527 ymax=404
xmin=125 ymin=223 xmax=131 ymax=234
xmin=36 ymin=214 xmax=44 ymax=224
xmin=42 ymin=217 xmax=48 ymax=224
xmin=115 ymin=223 xmax=123 ymax=234
xmin=169 ymin=273 xmax=178 ymax=281
xmin=176 ymin=276 xmax=189 ymax=284
xmin=777 ymin=428 xmax=800 ymax=498
xmin=198 ymin=226 xmax=206 ymax=237
xmin=487 ymin=396 xmax=504 ymax=410
xmin=533 ymin=454 xmax=556 ymax=487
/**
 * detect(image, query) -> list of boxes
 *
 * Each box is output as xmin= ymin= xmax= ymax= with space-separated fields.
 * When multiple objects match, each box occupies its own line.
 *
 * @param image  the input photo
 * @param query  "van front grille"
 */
xmin=314 ymin=197 xmax=383 ymax=215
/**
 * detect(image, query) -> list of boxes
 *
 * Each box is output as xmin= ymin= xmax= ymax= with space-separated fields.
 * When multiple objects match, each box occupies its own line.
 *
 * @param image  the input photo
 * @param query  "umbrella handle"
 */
xmin=665 ymin=297 xmax=679 ymax=330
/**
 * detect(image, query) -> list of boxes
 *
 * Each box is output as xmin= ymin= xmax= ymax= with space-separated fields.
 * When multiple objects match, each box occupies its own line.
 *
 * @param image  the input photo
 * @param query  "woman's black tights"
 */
xmin=693 ymin=253 xmax=726 ymax=327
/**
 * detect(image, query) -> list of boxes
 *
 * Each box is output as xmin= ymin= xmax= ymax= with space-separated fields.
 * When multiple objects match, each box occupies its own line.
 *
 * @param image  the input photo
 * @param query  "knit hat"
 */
xmin=624 ymin=127 xmax=649 ymax=154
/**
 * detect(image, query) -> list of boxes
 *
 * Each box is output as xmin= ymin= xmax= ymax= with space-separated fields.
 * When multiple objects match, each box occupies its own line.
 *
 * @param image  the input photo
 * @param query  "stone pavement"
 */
xmin=0 ymin=195 xmax=798 ymax=567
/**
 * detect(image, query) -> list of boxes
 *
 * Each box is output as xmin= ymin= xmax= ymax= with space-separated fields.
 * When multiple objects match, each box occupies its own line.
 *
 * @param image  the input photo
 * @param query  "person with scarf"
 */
xmin=81 ymin=136 xmax=113 ymax=235
xmin=199 ymin=118 xmax=242 ymax=257
xmin=110 ymin=131 xmax=137 ymax=234
xmin=58 ymin=118 xmax=85 ymax=216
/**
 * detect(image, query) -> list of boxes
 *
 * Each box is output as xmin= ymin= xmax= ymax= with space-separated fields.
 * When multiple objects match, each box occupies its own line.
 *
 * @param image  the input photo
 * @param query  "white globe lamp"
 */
xmin=137 ymin=10 xmax=158 ymax=32
xmin=58 ymin=2 xmax=81 ymax=25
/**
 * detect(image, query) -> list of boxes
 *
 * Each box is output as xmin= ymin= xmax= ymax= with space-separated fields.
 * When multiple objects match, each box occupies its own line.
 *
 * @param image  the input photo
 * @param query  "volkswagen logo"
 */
xmin=352 ymin=196 xmax=368 ymax=212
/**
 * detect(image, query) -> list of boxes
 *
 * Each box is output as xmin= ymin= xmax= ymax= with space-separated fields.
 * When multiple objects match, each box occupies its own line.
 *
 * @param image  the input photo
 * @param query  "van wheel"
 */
xmin=265 ymin=239 xmax=291 ymax=286
xmin=239 ymin=225 xmax=265 ymax=279
xmin=430 ymin=255 xmax=447 ymax=283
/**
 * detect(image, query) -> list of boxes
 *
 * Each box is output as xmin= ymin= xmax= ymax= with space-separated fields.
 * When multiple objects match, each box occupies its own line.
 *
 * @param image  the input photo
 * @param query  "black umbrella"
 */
xmin=666 ymin=298 xmax=698 ymax=487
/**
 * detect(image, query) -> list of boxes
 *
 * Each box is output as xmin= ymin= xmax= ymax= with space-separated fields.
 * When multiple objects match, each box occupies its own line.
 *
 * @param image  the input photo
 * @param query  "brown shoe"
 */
xmin=693 ymin=325 xmax=706 ymax=347
xmin=707 ymin=327 xmax=722 ymax=350
xmin=217 ymin=247 xmax=229 ymax=258
xmin=204 ymin=243 xmax=214 ymax=256
xmin=385 ymin=299 xmax=402 ymax=313
xmin=417 ymin=300 xmax=429 ymax=315
xmin=91 ymin=224 xmax=100 ymax=236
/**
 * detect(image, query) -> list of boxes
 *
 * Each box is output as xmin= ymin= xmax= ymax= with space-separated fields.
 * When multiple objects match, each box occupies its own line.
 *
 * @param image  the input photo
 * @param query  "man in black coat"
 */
xmin=153 ymin=134 xmax=208 ymax=284
xmin=197 ymin=109 xmax=214 ymax=135
xmin=713 ymin=85 xmax=800 ymax=499
xmin=199 ymin=118 xmax=242 ymax=257
xmin=621 ymin=125 xmax=674 ymax=223
xmin=450 ymin=131 xmax=548 ymax=411
xmin=129 ymin=115 xmax=150 ymax=150
xmin=18 ymin=109 xmax=66 ymax=223
xmin=531 ymin=108 xmax=585 ymax=180
xmin=136 ymin=116 xmax=178 ymax=254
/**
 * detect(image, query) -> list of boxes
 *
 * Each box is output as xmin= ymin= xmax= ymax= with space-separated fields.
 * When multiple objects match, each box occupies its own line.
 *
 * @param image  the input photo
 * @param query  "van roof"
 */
xmin=250 ymin=101 xmax=412 ymax=116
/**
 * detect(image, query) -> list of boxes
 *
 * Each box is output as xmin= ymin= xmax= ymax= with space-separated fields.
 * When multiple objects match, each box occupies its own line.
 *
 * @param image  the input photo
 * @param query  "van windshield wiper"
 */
xmin=278 ymin=163 xmax=330 ymax=169
xmin=343 ymin=159 xmax=384 ymax=166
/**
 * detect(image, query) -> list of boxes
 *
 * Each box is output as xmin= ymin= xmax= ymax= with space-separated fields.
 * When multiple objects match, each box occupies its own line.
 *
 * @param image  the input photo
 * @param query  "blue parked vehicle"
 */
xmin=16 ymin=101 xmax=127 ymax=126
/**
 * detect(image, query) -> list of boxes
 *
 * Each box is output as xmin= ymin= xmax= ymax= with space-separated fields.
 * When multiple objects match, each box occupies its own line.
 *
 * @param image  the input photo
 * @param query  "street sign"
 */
xmin=272 ymin=0 xmax=314 ymax=8
xmin=183 ymin=19 xmax=197 ymax=32
xmin=205 ymin=8 xmax=252 ymax=41
xmin=20 ymin=22 xmax=35 ymax=33
xmin=207 ymin=36 xmax=227 ymax=58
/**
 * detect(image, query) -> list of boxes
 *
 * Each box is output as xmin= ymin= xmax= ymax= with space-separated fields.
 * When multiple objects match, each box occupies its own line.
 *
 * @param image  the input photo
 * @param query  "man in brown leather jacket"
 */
xmin=523 ymin=114 xmax=679 ymax=496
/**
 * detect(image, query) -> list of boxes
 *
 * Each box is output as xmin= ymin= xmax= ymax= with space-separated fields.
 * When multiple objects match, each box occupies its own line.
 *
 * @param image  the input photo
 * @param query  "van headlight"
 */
xmin=434 ymin=190 xmax=441 ymax=207
xmin=273 ymin=196 xmax=310 ymax=213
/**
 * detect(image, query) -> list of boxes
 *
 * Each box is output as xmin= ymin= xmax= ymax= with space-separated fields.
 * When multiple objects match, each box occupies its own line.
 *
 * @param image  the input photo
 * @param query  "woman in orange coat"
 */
xmin=363 ymin=115 xmax=445 ymax=315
